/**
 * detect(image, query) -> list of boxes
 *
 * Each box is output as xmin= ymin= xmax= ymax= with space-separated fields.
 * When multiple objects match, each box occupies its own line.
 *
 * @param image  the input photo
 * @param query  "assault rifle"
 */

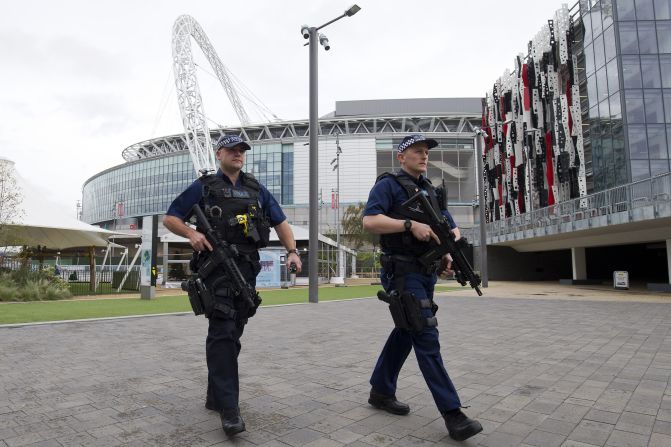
xmin=190 ymin=203 xmax=261 ymax=313
xmin=400 ymin=192 xmax=483 ymax=296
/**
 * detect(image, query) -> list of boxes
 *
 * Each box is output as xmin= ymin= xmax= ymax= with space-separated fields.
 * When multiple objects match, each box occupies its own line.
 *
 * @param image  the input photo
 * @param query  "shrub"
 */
xmin=0 ymin=267 xmax=71 ymax=302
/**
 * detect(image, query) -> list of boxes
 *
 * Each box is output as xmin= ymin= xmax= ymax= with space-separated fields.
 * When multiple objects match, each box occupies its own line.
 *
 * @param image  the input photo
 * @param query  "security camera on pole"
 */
xmin=301 ymin=4 xmax=361 ymax=303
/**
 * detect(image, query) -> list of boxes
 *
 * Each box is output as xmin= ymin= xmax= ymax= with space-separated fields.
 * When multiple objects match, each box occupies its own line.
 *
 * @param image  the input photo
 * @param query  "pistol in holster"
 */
xmin=181 ymin=277 xmax=215 ymax=317
xmin=377 ymin=290 xmax=437 ymax=333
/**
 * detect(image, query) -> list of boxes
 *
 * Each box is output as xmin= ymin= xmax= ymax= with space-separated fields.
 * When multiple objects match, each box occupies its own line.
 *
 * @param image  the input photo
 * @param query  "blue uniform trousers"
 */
xmin=370 ymin=270 xmax=461 ymax=413
xmin=206 ymin=297 xmax=245 ymax=411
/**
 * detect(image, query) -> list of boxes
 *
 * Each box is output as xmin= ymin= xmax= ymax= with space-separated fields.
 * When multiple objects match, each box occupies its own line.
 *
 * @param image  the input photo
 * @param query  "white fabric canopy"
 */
xmin=3 ymin=160 xmax=124 ymax=249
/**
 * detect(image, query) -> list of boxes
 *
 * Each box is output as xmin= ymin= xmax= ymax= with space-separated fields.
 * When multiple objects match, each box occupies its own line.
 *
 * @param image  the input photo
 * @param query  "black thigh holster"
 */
xmin=181 ymin=277 xmax=215 ymax=316
xmin=377 ymin=289 xmax=437 ymax=333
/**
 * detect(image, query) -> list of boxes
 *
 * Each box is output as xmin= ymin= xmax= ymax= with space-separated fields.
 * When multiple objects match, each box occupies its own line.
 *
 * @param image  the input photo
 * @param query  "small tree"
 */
xmin=0 ymin=160 xmax=24 ymax=246
xmin=341 ymin=202 xmax=379 ymax=250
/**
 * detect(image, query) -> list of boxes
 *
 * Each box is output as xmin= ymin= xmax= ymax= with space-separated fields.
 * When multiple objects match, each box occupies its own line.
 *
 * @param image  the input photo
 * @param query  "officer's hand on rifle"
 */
xmin=410 ymin=221 xmax=441 ymax=245
xmin=188 ymin=230 xmax=213 ymax=252
xmin=438 ymin=254 xmax=454 ymax=277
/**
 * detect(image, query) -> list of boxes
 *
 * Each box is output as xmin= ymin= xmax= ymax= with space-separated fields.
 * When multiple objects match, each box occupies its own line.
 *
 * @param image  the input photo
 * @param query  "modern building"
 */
xmin=480 ymin=0 xmax=671 ymax=289
xmin=82 ymin=98 xmax=483 ymax=280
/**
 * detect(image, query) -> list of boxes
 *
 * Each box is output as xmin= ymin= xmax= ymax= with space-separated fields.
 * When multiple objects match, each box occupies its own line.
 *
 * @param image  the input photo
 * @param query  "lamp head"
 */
xmin=345 ymin=4 xmax=361 ymax=16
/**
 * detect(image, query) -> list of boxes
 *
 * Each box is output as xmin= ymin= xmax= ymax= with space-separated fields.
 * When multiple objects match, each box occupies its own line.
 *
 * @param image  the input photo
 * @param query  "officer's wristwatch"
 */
xmin=403 ymin=219 xmax=412 ymax=232
xmin=287 ymin=249 xmax=298 ymax=255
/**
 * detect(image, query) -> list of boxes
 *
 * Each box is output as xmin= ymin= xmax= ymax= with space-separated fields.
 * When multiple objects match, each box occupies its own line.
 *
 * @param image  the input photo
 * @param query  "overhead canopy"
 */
xmin=1 ymin=158 xmax=126 ymax=250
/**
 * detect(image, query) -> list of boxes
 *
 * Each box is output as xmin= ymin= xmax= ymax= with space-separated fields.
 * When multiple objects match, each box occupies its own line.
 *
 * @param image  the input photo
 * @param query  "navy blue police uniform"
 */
xmin=365 ymin=168 xmax=462 ymax=414
xmin=167 ymin=166 xmax=286 ymax=414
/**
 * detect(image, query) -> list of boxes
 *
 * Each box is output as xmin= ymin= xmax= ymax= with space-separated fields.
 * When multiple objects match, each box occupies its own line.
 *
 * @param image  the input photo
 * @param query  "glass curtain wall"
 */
xmin=82 ymin=153 xmax=195 ymax=225
xmin=375 ymin=137 xmax=476 ymax=204
xmin=614 ymin=0 xmax=671 ymax=182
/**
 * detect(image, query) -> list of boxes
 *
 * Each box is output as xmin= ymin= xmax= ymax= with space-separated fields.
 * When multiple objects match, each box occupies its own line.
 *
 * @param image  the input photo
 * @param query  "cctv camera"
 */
xmin=319 ymin=34 xmax=330 ymax=51
xmin=301 ymin=25 xmax=310 ymax=39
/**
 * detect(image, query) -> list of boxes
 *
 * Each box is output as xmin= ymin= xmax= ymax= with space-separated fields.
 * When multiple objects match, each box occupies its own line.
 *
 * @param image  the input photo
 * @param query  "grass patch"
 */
xmin=0 ymin=284 xmax=461 ymax=325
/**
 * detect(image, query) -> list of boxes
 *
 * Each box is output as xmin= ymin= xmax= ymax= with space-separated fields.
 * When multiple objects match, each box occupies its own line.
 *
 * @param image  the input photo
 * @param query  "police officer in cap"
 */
xmin=362 ymin=134 xmax=482 ymax=442
xmin=164 ymin=134 xmax=302 ymax=436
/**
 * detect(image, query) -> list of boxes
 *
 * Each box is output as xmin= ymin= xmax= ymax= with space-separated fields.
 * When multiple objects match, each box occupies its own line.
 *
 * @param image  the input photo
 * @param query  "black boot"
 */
xmin=443 ymin=408 xmax=482 ymax=441
xmin=220 ymin=407 xmax=245 ymax=436
xmin=368 ymin=390 xmax=410 ymax=415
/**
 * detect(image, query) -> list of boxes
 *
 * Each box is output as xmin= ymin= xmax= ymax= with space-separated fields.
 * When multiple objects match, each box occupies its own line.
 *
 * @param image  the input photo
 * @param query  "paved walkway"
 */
xmin=1 ymin=287 xmax=671 ymax=446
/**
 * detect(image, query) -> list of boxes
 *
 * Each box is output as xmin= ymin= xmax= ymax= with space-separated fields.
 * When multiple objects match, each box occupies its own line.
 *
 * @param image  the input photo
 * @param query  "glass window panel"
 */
xmin=604 ymin=25 xmax=617 ymax=62
xmin=655 ymin=0 xmax=671 ymax=18
xmin=631 ymin=160 xmax=651 ymax=179
xmin=651 ymin=159 xmax=670 ymax=175
xmin=636 ymin=0 xmax=656 ymax=19
xmin=661 ymin=55 xmax=671 ymax=87
xmin=622 ymin=55 xmax=643 ymax=88
xmin=641 ymin=55 xmax=662 ymax=87
xmin=645 ymin=90 xmax=665 ymax=122
xmin=584 ymin=43 xmax=596 ymax=77
xmin=603 ymin=0 xmax=615 ymax=28
xmin=664 ymin=90 xmax=671 ymax=122
xmin=657 ymin=21 xmax=671 ymax=52
xmin=638 ymin=22 xmax=658 ymax=54
xmin=582 ymin=11 xmax=593 ymax=43
xmin=610 ymin=92 xmax=623 ymax=118
xmin=626 ymin=89 xmax=646 ymax=122
xmin=628 ymin=124 xmax=649 ymax=158
xmin=619 ymin=22 xmax=639 ymax=54
xmin=600 ymin=99 xmax=611 ymax=119
xmin=594 ymin=34 xmax=606 ymax=69
xmin=616 ymin=0 xmax=637 ymax=19
xmin=647 ymin=124 xmax=668 ymax=157
xmin=607 ymin=58 xmax=620 ymax=95
xmin=592 ymin=6 xmax=604 ymax=36
xmin=588 ymin=74 xmax=598 ymax=104
xmin=597 ymin=67 xmax=610 ymax=101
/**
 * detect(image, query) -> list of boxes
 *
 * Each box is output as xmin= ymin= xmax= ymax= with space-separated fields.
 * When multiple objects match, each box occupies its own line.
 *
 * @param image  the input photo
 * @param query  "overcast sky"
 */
xmin=0 ymin=0 xmax=567 ymax=215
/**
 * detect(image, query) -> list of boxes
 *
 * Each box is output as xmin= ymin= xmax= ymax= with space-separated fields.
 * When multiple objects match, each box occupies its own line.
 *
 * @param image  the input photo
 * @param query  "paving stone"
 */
xmin=522 ymin=429 xmax=566 ymax=447
xmin=567 ymin=420 xmax=613 ymax=446
xmin=649 ymin=432 xmax=671 ymax=447
xmin=1 ymin=297 xmax=670 ymax=447
xmin=605 ymin=429 xmax=649 ymax=447
xmin=614 ymin=411 xmax=655 ymax=435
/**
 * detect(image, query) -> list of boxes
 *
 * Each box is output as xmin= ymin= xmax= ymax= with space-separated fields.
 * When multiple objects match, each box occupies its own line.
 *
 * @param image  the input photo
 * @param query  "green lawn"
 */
xmin=0 ymin=284 xmax=460 ymax=325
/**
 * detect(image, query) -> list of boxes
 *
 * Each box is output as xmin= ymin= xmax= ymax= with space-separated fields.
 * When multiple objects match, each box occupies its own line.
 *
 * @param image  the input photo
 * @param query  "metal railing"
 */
xmin=479 ymin=172 xmax=671 ymax=244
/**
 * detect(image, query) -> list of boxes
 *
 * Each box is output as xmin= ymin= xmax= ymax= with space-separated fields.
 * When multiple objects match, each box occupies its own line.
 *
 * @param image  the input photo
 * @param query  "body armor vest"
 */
xmin=378 ymin=171 xmax=444 ymax=258
xmin=197 ymin=172 xmax=271 ymax=256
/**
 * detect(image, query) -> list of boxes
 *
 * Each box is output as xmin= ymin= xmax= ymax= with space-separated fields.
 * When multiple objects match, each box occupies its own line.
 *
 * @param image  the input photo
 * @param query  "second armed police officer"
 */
xmin=362 ymin=134 xmax=482 ymax=442
xmin=164 ymin=134 xmax=302 ymax=437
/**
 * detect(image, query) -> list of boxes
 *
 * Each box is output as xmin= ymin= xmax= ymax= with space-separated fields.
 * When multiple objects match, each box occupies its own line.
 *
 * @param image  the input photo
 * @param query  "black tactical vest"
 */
xmin=378 ymin=171 xmax=444 ymax=257
xmin=197 ymin=172 xmax=271 ymax=256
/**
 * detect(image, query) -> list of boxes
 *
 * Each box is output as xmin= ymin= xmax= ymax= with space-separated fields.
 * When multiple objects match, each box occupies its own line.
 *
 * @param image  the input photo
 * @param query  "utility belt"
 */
xmin=181 ymin=251 xmax=261 ymax=321
xmin=380 ymin=254 xmax=440 ymax=276
xmin=181 ymin=277 xmax=261 ymax=321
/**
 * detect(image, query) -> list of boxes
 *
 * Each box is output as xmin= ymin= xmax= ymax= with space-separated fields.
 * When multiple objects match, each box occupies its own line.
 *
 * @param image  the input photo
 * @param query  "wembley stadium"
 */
xmin=81 ymin=97 xmax=483 ymax=237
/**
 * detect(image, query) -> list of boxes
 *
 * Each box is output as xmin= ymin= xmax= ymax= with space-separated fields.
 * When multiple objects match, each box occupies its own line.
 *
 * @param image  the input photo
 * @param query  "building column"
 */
xmin=351 ymin=253 xmax=358 ymax=278
xmin=647 ymin=239 xmax=671 ymax=292
xmin=572 ymin=247 xmax=587 ymax=281
xmin=162 ymin=241 xmax=169 ymax=286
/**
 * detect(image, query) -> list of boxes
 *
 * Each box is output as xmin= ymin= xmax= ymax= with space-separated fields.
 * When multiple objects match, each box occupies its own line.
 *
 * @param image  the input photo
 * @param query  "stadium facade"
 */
xmin=479 ymin=0 xmax=671 ymax=288
xmin=82 ymin=98 xmax=482 ymax=233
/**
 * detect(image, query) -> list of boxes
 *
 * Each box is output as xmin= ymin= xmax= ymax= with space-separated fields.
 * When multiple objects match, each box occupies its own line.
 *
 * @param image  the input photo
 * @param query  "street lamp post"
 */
xmin=302 ymin=4 xmax=360 ymax=303
xmin=474 ymin=128 xmax=488 ymax=288
xmin=331 ymin=133 xmax=344 ymax=285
